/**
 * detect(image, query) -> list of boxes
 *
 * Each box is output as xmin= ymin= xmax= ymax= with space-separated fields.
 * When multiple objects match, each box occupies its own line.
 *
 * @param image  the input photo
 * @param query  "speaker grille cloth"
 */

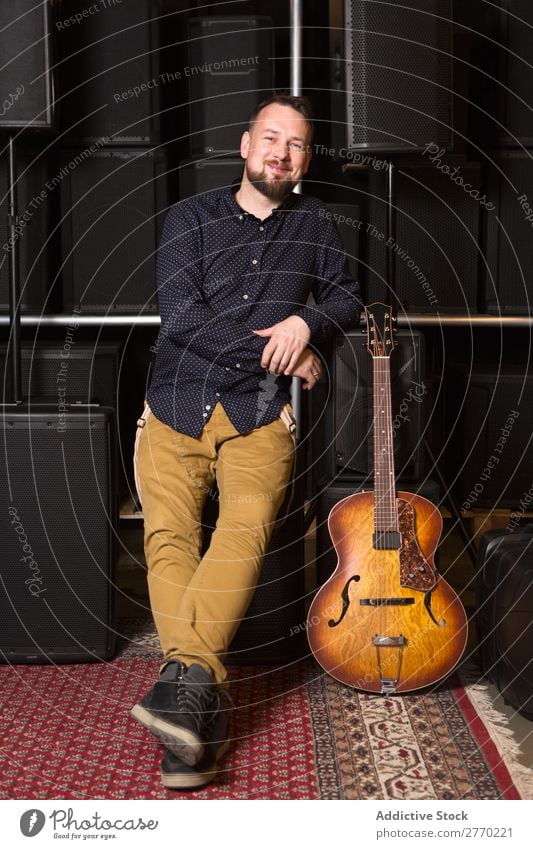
xmin=486 ymin=152 xmax=533 ymax=314
xmin=188 ymin=17 xmax=274 ymax=152
xmin=366 ymin=165 xmax=480 ymax=311
xmin=1 ymin=414 xmax=114 ymax=657
xmin=0 ymin=1 xmax=51 ymax=128
xmin=62 ymin=150 xmax=166 ymax=312
xmin=346 ymin=0 xmax=452 ymax=151
xmin=57 ymin=0 xmax=157 ymax=142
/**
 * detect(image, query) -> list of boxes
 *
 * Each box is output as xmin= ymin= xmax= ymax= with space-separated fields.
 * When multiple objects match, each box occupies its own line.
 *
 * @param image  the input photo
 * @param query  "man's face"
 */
xmin=240 ymin=103 xmax=312 ymax=202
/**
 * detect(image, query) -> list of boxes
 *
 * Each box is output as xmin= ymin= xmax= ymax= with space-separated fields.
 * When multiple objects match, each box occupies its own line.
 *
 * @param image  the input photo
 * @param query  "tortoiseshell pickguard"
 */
xmin=398 ymin=498 xmax=438 ymax=591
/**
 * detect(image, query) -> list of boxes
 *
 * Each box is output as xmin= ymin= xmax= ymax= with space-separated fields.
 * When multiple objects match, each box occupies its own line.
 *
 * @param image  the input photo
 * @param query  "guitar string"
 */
xmin=374 ymin=352 xmax=383 ymax=649
xmin=383 ymin=353 xmax=392 ymax=649
xmin=376 ymin=354 xmax=384 ymax=652
xmin=378 ymin=358 xmax=387 ymax=655
xmin=376 ymin=340 xmax=397 ymax=676
xmin=384 ymin=348 xmax=397 ymax=666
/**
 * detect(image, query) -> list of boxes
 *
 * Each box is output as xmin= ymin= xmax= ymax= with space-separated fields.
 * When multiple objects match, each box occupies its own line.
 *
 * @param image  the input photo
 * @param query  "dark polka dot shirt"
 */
xmin=147 ymin=180 xmax=362 ymax=436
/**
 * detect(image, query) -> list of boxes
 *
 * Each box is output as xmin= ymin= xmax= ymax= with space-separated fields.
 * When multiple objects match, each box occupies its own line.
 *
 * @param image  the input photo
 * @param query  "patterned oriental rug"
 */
xmin=1 ymin=620 xmax=531 ymax=800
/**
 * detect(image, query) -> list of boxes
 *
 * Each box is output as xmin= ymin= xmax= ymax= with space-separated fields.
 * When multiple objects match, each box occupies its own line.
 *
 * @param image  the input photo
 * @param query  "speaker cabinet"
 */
xmin=56 ymin=0 xmax=161 ymax=144
xmin=0 ymin=146 xmax=50 ymax=313
xmin=60 ymin=148 xmax=168 ymax=313
xmin=469 ymin=0 xmax=533 ymax=148
xmin=0 ymin=338 xmax=149 ymax=498
xmin=445 ymin=364 xmax=533 ymax=509
xmin=495 ymin=0 xmax=533 ymax=147
xmin=188 ymin=16 xmax=274 ymax=153
xmin=0 ymin=1 xmax=54 ymax=129
xmin=179 ymin=156 xmax=243 ymax=199
xmin=331 ymin=0 xmax=453 ymax=154
xmin=0 ymin=341 xmax=122 ymax=407
xmin=0 ymin=406 xmax=117 ymax=662
xmin=322 ymin=329 xmax=427 ymax=481
xmin=366 ymin=163 xmax=481 ymax=312
xmin=484 ymin=151 xmax=533 ymax=314
xmin=476 ymin=529 xmax=533 ymax=720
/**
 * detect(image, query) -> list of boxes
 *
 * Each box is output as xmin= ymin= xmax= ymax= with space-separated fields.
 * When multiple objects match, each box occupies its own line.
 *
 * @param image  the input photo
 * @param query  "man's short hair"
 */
xmin=248 ymin=93 xmax=314 ymax=143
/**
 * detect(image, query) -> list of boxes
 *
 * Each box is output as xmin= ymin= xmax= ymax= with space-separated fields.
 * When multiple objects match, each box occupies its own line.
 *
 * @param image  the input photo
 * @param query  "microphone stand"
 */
xmin=5 ymin=133 xmax=22 ymax=406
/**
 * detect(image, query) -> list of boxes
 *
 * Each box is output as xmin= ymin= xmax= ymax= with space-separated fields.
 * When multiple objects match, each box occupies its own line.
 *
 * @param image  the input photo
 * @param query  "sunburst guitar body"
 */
xmin=307 ymin=305 xmax=468 ymax=694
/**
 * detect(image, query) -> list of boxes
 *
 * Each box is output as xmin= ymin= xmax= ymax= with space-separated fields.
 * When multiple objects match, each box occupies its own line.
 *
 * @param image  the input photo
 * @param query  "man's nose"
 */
xmin=272 ymin=139 xmax=290 ymax=159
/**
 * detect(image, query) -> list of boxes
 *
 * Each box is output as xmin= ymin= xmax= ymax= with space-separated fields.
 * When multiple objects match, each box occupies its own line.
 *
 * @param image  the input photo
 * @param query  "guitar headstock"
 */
xmin=364 ymin=303 xmax=397 ymax=358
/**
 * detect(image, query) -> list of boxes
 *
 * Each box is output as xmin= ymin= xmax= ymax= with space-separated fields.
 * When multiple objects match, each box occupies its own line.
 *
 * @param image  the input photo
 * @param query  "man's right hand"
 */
xmin=284 ymin=348 xmax=323 ymax=390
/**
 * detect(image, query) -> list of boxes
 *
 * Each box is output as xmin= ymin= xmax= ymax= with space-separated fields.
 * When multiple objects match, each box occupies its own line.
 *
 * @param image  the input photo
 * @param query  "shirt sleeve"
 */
xmin=156 ymin=205 xmax=267 ymax=374
xmin=296 ymin=212 xmax=363 ymax=342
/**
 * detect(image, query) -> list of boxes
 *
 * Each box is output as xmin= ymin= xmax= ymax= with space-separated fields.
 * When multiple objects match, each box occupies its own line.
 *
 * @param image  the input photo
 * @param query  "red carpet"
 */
xmin=0 ymin=620 xmax=525 ymax=800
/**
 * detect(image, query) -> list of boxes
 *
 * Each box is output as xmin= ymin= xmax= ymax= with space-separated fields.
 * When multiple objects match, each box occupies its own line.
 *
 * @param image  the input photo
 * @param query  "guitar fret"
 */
xmin=373 ymin=344 xmax=397 ymax=532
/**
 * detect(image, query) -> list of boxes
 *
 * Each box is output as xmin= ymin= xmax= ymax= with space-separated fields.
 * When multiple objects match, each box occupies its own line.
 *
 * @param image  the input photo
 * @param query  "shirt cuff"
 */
xmin=295 ymin=306 xmax=328 ymax=342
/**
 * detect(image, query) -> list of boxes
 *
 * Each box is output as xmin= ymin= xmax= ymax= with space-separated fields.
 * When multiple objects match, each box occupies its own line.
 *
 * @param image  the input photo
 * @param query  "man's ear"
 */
xmin=240 ymin=130 xmax=251 ymax=159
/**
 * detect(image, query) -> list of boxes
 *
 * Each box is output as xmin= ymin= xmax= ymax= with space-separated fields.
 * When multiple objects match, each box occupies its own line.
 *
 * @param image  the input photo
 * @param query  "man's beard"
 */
xmin=245 ymin=161 xmax=297 ymax=202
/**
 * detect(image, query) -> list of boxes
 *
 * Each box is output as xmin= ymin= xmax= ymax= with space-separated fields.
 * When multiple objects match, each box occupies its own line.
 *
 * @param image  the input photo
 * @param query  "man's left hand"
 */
xmin=252 ymin=315 xmax=311 ymax=374
xmin=285 ymin=348 xmax=323 ymax=389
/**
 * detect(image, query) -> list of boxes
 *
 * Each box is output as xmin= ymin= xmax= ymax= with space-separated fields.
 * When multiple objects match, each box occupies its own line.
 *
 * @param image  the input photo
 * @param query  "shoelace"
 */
xmin=173 ymin=664 xmax=217 ymax=725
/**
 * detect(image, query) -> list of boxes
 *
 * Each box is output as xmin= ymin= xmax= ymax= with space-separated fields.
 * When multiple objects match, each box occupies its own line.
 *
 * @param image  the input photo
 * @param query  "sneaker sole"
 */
xmin=160 ymin=740 xmax=231 ymax=790
xmin=130 ymin=704 xmax=204 ymax=765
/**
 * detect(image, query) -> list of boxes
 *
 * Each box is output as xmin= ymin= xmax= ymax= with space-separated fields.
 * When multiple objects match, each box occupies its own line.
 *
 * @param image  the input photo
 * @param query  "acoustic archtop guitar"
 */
xmin=307 ymin=304 xmax=468 ymax=694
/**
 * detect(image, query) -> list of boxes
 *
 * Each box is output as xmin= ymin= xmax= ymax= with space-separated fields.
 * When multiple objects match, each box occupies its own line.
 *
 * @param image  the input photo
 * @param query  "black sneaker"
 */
xmin=160 ymin=689 xmax=232 ymax=790
xmin=131 ymin=661 xmax=221 ymax=765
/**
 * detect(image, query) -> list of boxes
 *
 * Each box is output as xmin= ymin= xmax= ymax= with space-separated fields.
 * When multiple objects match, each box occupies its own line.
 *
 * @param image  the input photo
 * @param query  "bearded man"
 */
xmin=131 ymin=94 xmax=361 ymax=789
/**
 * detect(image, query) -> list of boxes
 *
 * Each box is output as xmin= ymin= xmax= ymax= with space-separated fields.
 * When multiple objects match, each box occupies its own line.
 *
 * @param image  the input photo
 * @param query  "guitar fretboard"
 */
xmin=373 ymin=355 xmax=398 ymax=534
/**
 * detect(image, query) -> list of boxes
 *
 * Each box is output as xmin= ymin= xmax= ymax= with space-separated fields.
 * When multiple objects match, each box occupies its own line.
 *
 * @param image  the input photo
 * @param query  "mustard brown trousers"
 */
xmin=133 ymin=401 xmax=295 ymax=684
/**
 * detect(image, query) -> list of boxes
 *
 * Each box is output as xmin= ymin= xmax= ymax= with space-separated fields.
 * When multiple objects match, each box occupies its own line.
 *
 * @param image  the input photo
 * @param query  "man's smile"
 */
xmin=266 ymin=163 xmax=290 ymax=175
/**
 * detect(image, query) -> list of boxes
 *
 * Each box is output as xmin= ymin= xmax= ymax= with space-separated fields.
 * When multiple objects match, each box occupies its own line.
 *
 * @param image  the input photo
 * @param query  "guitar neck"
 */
xmin=373 ymin=354 xmax=398 ymax=533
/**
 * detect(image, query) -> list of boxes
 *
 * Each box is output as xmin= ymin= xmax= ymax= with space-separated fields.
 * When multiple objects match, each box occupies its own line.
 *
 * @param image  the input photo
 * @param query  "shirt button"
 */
xmin=205 ymin=405 xmax=211 ymax=410
xmin=202 ymin=412 xmax=208 ymax=417
xmin=215 ymin=392 xmax=220 ymax=398
xmin=225 ymin=367 xmax=230 ymax=371
xmin=235 ymin=363 xmax=241 ymax=368
xmin=239 ymin=215 xmax=243 ymax=221
xmin=259 ymin=226 xmax=264 ymax=231
xmin=252 ymin=259 xmax=257 ymax=265
xmin=243 ymin=294 xmax=249 ymax=300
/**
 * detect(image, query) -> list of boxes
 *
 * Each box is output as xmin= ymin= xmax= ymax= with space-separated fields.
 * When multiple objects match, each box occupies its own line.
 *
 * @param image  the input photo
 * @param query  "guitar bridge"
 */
xmin=372 ymin=635 xmax=406 ymax=647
